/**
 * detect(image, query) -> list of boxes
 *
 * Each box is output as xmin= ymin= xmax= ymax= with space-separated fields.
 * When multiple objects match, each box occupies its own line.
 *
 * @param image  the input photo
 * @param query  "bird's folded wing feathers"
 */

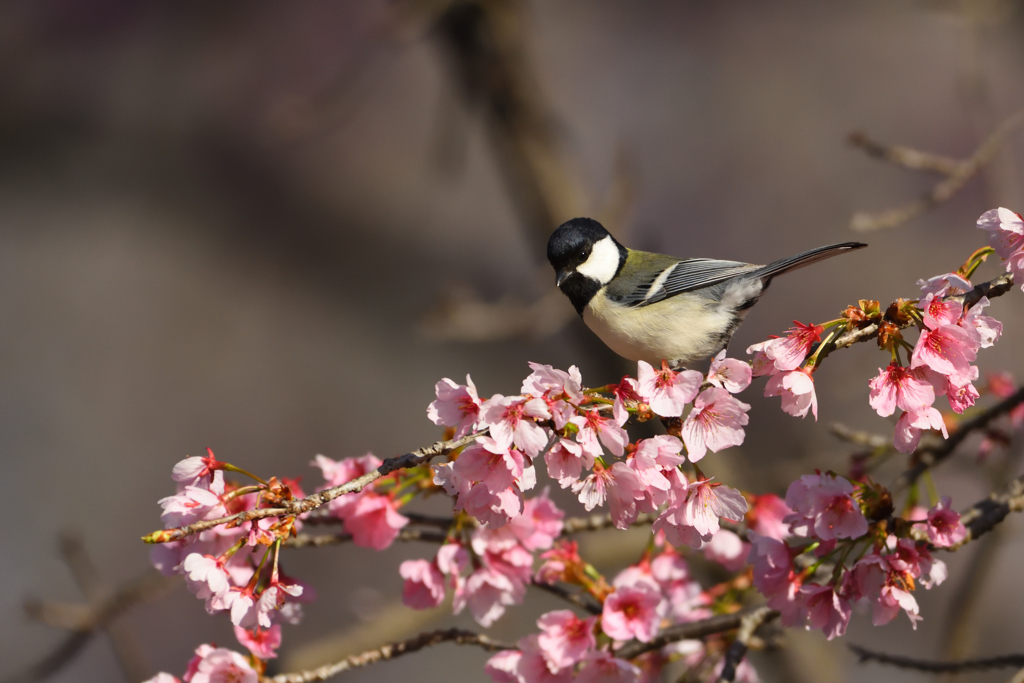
xmin=615 ymin=258 xmax=762 ymax=307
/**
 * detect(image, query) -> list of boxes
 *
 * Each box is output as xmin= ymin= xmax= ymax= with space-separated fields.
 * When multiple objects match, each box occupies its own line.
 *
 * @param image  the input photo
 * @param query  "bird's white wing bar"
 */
xmin=643 ymin=263 xmax=678 ymax=302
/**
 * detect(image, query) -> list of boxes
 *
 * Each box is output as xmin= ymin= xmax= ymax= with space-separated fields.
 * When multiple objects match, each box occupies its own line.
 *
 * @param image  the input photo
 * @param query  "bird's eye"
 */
xmin=580 ymin=249 xmax=590 ymax=260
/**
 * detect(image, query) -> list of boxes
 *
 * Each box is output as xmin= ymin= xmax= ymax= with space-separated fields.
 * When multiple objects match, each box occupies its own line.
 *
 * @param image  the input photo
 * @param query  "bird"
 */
xmin=546 ymin=217 xmax=866 ymax=367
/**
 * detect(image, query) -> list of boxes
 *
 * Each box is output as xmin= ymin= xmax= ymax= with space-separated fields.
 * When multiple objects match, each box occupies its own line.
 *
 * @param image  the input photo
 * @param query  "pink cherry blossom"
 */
xmin=509 ymin=488 xmax=564 ymax=550
xmin=234 ymin=624 xmax=281 ymax=659
xmin=920 ymin=293 xmax=962 ymax=330
xmin=572 ymin=462 xmax=645 ymax=529
xmin=544 ymin=438 xmax=592 ymax=488
xmin=462 ymin=482 xmax=524 ymax=528
xmin=963 ymin=297 xmax=1002 ymax=348
xmin=184 ymin=644 xmax=258 ymax=683
xmin=910 ymin=324 xmax=978 ymax=377
xmin=342 ymin=495 xmax=409 ymax=550
xmin=159 ymin=486 xmax=225 ymax=528
xmin=612 ymin=376 xmax=642 ymax=425
xmin=436 ymin=542 xmax=470 ymax=578
xmin=680 ymin=478 xmax=748 ymax=543
xmin=633 ymin=435 xmax=686 ymax=469
xmin=636 ymin=360 xmax=702 ymax=417
xmin=876 ymin=583 xmax=921 ymax=629
xmin=785 ymin=473 xmax=868 ymax=541
xmin=745 ymin=340 xmax=776 ymax=377
xmin=536 ymin=610 xmax=598 ymax=673
xmin=868 ymin=364 xmax=936 ymax=418
xmin=1008 ymin=248 xmax=1024 ymax=291
xmin=748 ymin=532 xmax=795 ymax=601
xmin=455 ymin=567 xmax=519 ymax=627
xmin=570 ymin=409 xmax=629 ymax=458
xmin=399 ymin=559 xmax=446 ymax=609
xmin=427 ymin=376 xmax=481 ymax=437
xmin=918 ymin=272 xmax=972 ymax=297
xmin=479 ymin=394 xmax=552 ymax=457
xmin=312 ymin=453 xmax=382 ymax=489
xmin=522 ymin=362 xmax=584 ymax=405
xmin=946 ymin=367 xmax=980 ymax=414
xmin=512 ymin=635 xmax=574 ymax=683
xmin=575 ymin=652 xmax=641 ymax=683
xmin=764 ymin=368 xmax=818 ymax=420
xmin=181 ymin=554 xmax=231 ymax=612
xmin=172 ymin=448 xmax=225 ymax=488
xmin=977 ymin=207 xmax=1024 ymax=259
xmin=253 ymin=579 xmax=303 ymax=628
xmin=601 ymin=584 xmax=663 ymax=642
xmin=707 ymin=350 xmax=753 ymax=394
xmin=800 ymin=584 xmax=851 ymax=640
xmin=748 ymin=494 xmax=793 ymax=541
xmin=485 ymin=650 xmax=522 ymax=683
xmin=681 ymin=387 xmax=750 ymax=462
xmin=763 ymin=321 xmax=822 ymax=372
xmin=923 ymin=497 xmax=967 ymax=548
xmin=701 ymin=529 xmax=749 ymax=572
xmin=455 ymin=436 xmax=525 ymax=494
xmin=893 ymin=407 xmax=948 ymax=453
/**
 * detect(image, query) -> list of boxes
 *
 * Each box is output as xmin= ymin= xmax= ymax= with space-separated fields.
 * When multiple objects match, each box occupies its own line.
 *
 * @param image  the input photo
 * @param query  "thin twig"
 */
xmin=828 ymin=273 xmax=1014 ymax=355
xmin=268 ymin=628 xmax=514 ymax=683
xmin=561 ymin=511 xmax=657 ymax=534
xmin=830 ymin=423 xmax=889 ymax=449
xmin=615 ymin=608 xmax=780 ymax=661
xmin=147 ymin=432 xmax=481 ymax=543
xmin=893 ymin=384 xmax=1024 ymax=492
xmin=6 ymin=572 xmax=177 ymax=683
xmin=716 ymin=607 xmax=775 ymax=683
xmin=849 ymin=644 xmax=1024 ymax=672
xmin=530 ymin=580 xmax=602 ymax=615
xmin=847 ymin=131 xmax=962 ymax=176
xmin=946 ymin=472 xmax=1024 ymax=551
xmin=285 ymin=528 xmax=449 ymax=548
xmin=850 ymin=108 xmax=1024 ymax=232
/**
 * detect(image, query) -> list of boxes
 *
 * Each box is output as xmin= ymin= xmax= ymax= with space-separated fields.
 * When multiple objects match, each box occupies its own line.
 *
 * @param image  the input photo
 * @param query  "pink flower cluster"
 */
xmin=143 ymin=644 xmax=258 ymax=683
xmin=399 ymin=489 xmax=564 ymax=626
xmin=748 ymin=473 xmax=966 ymax=639
xmin=487 ymin=548 xmax=726 ymax=683
xmin=748 ymin=323 xmax=821 ymax=420
xmin=312 ymin=453 xmax=409 ymax=549
xmin=978 ymin=207 xmax=1024 ymax=289
xmin=150 ymin=452 xmax=306 ymax=658
xmin=868 ymin=274 xmax=1001 ymax=453
xmin=428 ymin=361 xmax=751 ymax=541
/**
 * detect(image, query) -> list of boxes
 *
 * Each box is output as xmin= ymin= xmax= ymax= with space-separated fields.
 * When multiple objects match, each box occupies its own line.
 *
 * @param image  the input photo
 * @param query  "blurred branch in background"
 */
xmin=412 ymin=0 xmax=636 ymax=343
xmin=848 ymin=644 xmax=1024 ymax=673
xmin=5 ymin=533 xmax=177 ymax=683
xmin=848 ymin=107 xmax=1024 ymax=232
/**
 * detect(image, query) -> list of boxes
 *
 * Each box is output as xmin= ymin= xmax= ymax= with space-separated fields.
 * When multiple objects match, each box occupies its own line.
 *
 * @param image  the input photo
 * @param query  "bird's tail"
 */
xmin=753 ymin=242 xmax=866 ymax=281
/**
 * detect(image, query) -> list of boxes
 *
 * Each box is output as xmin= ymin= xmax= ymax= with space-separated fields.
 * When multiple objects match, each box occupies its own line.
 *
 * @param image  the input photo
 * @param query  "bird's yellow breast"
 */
xmin=582 ymin=290 xmax=740 ymax=365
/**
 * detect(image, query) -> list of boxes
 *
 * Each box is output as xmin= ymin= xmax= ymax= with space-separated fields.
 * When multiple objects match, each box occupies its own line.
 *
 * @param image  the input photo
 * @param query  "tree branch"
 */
xmin=146 ymin=432 xmax=481 ymax=544
xmin=849 ymin=644 xmax=1024 ymax=672
xmin=267 ymin=628 xmax=514 ymax=683
xmin=893 ymin=384 xmax=1024 ymax=492
xmin=284 ymin=528 xmax=449 ymax=548
xmin=530 ymin=580 xmax=602 ymax=615
xmin=850 ymin=107 xmax=1024 ymax=232
xmin=5 ymin=572 xmax=177 ymax=683
xmin=715 ymin=606 xmax=776 ymax=683
xmin=946 ymin=471 xmax=1024 ymax=551
xmin=615 ymin=608 xmax=779 ymax=661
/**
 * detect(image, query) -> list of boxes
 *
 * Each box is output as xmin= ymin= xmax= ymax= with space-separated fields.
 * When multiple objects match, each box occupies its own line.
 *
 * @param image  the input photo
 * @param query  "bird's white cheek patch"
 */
xmin=576 ymin=235 xmax=621 ymax=285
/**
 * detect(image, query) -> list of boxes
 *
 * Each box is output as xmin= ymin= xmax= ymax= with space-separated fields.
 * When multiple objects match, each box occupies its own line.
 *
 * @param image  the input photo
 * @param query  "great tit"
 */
xmin=547 ymin=217 xmax=866 ymax=366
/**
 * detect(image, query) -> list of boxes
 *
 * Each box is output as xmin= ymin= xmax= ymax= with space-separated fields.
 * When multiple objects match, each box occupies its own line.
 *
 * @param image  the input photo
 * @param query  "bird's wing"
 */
xmin=612 ymin=257 xmax=763 ymax=307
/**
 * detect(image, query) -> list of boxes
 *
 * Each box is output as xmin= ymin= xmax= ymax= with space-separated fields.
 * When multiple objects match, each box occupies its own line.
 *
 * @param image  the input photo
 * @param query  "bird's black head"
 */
xmin=547 ymin=217 xmax=626 ymax=314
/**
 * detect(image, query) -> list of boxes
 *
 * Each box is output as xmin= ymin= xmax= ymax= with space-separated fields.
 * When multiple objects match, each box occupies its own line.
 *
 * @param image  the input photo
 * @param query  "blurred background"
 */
xmin=2 ymin=1 xmax=1024 ymax=682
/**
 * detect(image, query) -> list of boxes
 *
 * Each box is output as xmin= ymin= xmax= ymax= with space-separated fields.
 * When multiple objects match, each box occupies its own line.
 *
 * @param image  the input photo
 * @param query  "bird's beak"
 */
xmin=556 ymin=270 xmax=572 ymax=287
